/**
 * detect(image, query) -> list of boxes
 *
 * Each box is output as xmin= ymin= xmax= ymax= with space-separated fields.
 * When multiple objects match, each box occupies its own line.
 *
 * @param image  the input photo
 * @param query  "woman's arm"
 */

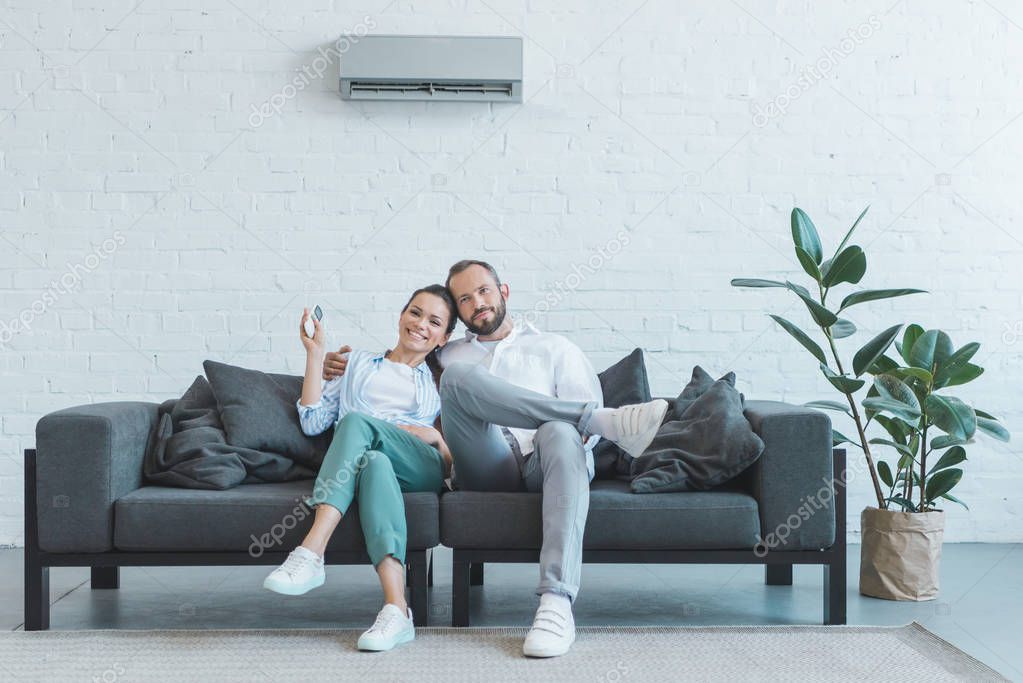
xmin=299 ymin=308 xmax=327 ymax=407
xmin=296 ymin=309 xmax=343 ymax=436
xmin=398 ymin=423 xmax=453 ymax=476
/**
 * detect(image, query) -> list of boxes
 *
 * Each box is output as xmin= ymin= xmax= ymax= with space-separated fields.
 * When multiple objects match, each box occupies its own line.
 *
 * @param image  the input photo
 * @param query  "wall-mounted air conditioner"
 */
xmin=339 ymin=35 xmax=523 ymax=103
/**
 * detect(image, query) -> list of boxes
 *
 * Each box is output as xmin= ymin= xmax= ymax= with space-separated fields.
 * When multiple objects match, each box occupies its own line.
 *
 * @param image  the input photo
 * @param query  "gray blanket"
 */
xmin=629 ymin=366 xmax=765 ymax=493
xmin=143 ymin=376 xmax=317 ymax=490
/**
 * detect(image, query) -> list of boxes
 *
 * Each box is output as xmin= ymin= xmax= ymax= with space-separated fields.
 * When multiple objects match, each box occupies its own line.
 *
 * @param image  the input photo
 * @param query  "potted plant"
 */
xmin=731 ymin=207 xmax=1010 ymax=600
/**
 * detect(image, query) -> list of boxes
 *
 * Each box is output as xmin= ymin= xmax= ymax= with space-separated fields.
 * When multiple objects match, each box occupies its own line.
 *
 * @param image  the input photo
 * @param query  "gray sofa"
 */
xmin=25 ymin=398 xmax=846 ymax=630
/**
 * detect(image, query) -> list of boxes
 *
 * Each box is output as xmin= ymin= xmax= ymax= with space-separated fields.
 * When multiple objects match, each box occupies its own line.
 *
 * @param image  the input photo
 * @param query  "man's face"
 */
xmin=448 ymin=264 xmax=509 ymax=336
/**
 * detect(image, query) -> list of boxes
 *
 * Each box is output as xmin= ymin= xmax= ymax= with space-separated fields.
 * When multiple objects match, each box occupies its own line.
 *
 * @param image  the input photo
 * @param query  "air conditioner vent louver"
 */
xmin=348 ymin=81 xmax=516 ymax=99
xmin=339 ymin=36 xmax=522 ymax=103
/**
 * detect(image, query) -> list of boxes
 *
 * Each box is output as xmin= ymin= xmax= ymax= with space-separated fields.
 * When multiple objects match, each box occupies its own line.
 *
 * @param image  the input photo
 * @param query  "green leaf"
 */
xmin=925 ymin=468 xmax=963 ymax=503
xmin=832 ymin=206 xmax=869 ymax=258
xmin=877 ymin=460 xmax=894 ymax=488
xmin=869 ymin=438 xmax=914 ymax=456
xmin=791 ymin=289 xmax=838 ymax=327
xmin=897 ymin=452 xmax=916 ymax=471
xmin=928 ymin=446 xmax=966 ymax=474
xmin=891 ymin=367 xmax=933 ymax=385
xmin=785 ymin=281 xmax=813 ymax=298
xmin=831 ymin=318 xmax=856 ymax=339
xmin=795 ymin=246 xmax=823 ymax=282
xmin=821 ymin=364 xmax=865 ymax=393
xmin=925 ymin=394 xmax=977 ymax=440
xmin=942 ymin=363 xmax=984 ymax=387
xmin=976 ymin=416 xmax=1010 ymax=442
xmin=806 ymin=400 xmax=853 ymax=416
xmin=874 ymin=373 xmax=922 ymax=413
xmin=941 ymin=492 xmax=969 ymax=510
xmin=820 ymin=257 xmax=835 ymax=280
xmin=839 ymin=289 xmax=926 ymax=312
xmin=832 ymin=428 xmax=857 ymax=447
xmin=930 ymin=434 xmax=967 ymax=450
xmin=933 ymin=342 xmax=981 ymax=388
xmin=822 ymin=245 xmax=867 ymax=287
xmin=909 ymin=330 xmax=954 ymax=371
xmin=974 ymin=408 xmax=996 ymax=420
xmin=731 ymin=278 xmax=793 ymax=289
xmin=769 ymin=315 xmax=827 ymax=364
xmin=863 ymin=397 xmax=922 ymax=424
xmin=875 ymin=414 xmax=912 ymax=443
xmin=887 ymin=495 xmax=917 ymax=512
xmin=868 ymin=354 xmax=900 ymax=375
xmin=899 ymin=324 xmax=925 ymax=365
xmin=791 ymin=208 xmax=823 ymax=264
xmin=853 ymin=324 xmax=903 ymax=377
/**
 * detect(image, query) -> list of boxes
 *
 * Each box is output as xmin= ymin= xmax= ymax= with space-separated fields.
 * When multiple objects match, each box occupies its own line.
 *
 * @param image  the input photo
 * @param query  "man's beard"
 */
xmin=465 ymin=297 xmax=507 ymax=336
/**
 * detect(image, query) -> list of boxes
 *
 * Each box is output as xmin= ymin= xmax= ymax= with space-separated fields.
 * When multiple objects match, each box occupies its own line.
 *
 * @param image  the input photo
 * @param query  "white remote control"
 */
xmin=304 ymin=305 xmax=323 ymax=338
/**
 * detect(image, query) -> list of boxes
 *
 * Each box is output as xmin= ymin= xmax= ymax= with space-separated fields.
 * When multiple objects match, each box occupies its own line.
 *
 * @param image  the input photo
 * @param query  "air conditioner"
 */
xmin=339 ymin=35 xmax=523 ymax=103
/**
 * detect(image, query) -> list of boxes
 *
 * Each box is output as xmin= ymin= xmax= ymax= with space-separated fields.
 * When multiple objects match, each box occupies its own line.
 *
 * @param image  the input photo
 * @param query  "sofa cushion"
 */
xmin=114 ymin=480 xmax=439 ymax=553
xmin=594 ymin=348 xmax=652 ymax=478
xmin=629 ymin=373 xmax=765 ymax=493
xmin=202 ymin=360 xmax=331 ymax=469
xmin=440 ymin=479 xmax=761 ymax=550
xmin=597 ymin=348 xmax=651 ymax=408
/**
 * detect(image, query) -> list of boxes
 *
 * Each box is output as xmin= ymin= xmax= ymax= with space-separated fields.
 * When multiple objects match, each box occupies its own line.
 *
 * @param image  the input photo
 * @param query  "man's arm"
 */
xmin=322 ymin=345 xmax=352 ymax=380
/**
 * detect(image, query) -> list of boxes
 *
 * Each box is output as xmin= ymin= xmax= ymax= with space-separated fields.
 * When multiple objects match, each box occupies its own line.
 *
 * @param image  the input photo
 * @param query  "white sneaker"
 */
xmin=357 ymin=603 xmax=416 ymax=652
xmin=522 ymin=592 xmax=575 ymax=658
xmin=262 ymin=546 xmax=325 ymax=596
xmin=611 ymin=399 xmax=669 ymax=458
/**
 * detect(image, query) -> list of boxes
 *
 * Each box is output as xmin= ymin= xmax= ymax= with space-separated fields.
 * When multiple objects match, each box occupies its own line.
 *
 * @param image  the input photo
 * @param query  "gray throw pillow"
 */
xmin=202 ymin=360 xmax=332 ymax=469
xmin=672 ymin=365 xmax=737 ymax=418
xmin=597 ymin=348 xmax=651 ymax=408
xmin=594 ymin=348 xmax=651 ymax=479
xmin=629 ymin=372 xmax=764 ymax=493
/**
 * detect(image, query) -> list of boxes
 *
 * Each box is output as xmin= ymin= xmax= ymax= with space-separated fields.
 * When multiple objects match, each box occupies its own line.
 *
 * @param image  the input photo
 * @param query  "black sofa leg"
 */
xmin=824 ymin=560 xmax=847 ymax=625
xmin=24 ymin=559 xmax=49 ymax=631
xmin=765 ymin=564 xmax=792 ymax=585
xmin=407 ymin=552 xmax=429 ymax=627
xmin=469 ymin=562 xmax=484 ymax=586
xmin=452 ymin=550 xmax=470 ymax=627
xmin=825 ymin=447 xmax=848 ymax=625
xmin=91 ymin=566 xmax=120 ymax=589
xmin=24 ymin=448 xmax=49 ymax=631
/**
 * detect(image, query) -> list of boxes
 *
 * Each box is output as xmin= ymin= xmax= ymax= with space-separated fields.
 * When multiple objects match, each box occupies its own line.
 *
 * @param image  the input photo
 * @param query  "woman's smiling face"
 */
xmin=398 ymin=291 xmax=452 ymax=353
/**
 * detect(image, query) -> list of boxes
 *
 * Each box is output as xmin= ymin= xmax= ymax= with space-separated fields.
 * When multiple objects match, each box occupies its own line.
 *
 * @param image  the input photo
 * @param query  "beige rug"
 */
xmin=0 ymin=623 xmax=1005 ymax=682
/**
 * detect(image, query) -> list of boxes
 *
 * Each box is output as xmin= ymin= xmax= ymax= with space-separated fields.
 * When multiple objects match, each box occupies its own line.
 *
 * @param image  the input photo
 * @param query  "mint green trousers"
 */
xmin=304 ymin=412 xmax=445 ymax=567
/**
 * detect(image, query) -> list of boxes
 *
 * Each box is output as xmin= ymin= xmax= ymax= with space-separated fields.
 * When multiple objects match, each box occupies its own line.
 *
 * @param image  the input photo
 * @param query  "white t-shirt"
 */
xmin=361 ymin=357 xmax=418 ymax=421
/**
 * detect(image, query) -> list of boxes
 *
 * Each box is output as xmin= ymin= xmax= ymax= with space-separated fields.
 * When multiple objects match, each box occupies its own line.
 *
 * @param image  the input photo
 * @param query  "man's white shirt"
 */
xmin=438 ymin=318 xmax=604 ymax=480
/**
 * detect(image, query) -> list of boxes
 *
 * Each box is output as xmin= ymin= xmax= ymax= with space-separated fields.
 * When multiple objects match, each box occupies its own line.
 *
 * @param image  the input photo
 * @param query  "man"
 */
xmin=323 ymin=260 xmax=667 ymax=656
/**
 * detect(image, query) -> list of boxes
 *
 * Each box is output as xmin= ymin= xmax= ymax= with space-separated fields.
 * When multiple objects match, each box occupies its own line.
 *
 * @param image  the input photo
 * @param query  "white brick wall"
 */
xmin=1 ymin=0 xmax=1021 ymax=546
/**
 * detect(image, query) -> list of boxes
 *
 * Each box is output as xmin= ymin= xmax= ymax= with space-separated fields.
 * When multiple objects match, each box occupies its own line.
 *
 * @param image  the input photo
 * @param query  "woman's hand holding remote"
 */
xmin=300 ymin=308 xmax=326 ymax=357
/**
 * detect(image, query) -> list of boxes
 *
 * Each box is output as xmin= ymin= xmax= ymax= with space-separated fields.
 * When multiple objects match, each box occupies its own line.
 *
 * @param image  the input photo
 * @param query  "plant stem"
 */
xmin=824 ymin=329 xmax=886 ymax=509
xmin=919 ymin=422 xmax=928 ymax=512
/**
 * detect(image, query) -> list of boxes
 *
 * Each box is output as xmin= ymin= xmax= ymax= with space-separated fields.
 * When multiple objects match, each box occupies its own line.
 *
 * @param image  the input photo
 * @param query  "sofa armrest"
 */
xmin=34 ymin=402 xmax=159 ymax=553
xmin=742 ymin=400 xmax=835 ymax=552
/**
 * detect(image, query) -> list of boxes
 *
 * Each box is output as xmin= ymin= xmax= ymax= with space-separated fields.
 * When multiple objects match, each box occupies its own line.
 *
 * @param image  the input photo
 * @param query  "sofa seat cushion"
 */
xmin=114 ymin=480 xmax=439 ymax=553
xmin=440 ymin=479 xmax=761 ymax=550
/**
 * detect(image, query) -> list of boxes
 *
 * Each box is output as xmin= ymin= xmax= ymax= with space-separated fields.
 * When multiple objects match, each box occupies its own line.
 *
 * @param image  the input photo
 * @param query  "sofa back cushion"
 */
xmin=202 ymin=360 xmax=331 ymax=468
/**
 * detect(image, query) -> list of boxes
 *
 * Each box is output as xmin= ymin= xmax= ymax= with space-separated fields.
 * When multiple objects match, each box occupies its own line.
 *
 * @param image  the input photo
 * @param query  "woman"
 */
xmin=263 ymin=285 xmax=457 ymax=652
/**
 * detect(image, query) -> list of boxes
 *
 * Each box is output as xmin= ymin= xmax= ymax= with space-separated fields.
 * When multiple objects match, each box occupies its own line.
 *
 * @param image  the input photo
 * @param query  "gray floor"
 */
xmin=3 ymin=544 xmax=1020 ymax=680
